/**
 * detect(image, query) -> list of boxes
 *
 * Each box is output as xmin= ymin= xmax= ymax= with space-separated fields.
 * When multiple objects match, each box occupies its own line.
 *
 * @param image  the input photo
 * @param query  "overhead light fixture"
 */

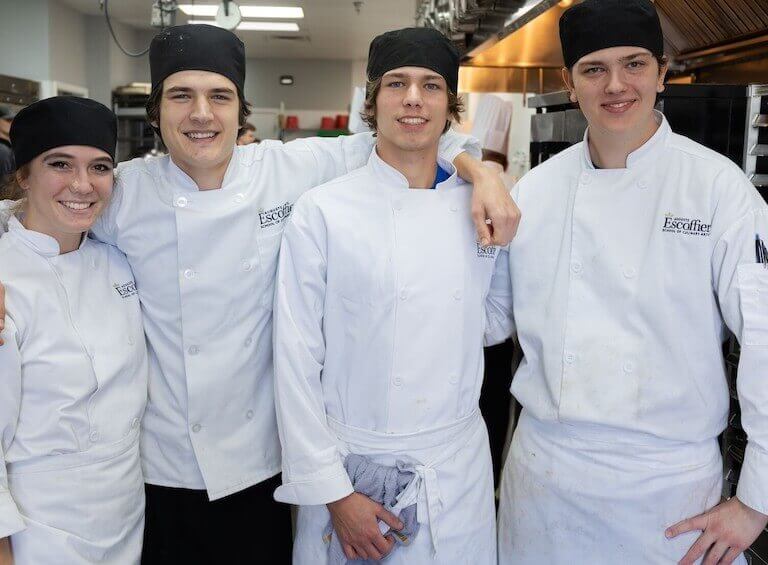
xmin=241 ymin=6 xmax=303 ymax=18
xmin=179 ymin=5 xmax=304 ymax=18
xmin=279 ymin=75 xmax=294 ymax=85
xmin=188 ymin=19 xmax=300 ymax=31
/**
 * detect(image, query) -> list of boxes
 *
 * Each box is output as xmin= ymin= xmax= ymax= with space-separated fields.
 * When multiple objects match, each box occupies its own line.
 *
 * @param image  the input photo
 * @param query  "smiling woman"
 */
xmin=0 ymin=96 xmax=148 ymax=565
xmin=17 ymin=146 xmax=114 ymax=253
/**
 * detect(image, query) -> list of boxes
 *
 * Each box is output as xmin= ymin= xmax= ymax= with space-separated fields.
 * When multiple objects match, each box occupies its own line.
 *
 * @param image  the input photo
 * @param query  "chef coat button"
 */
xmin=580 ymin=173 xmax=591 ymax=185
xmin=399 ymin=290 xmax=408 ymax=301
xmin=242 ymin=261 xmax=253 ymax=272
xmin=128 ymin=335 xmax=135 ymax=346
xmin=183 ymin=269 xmax=196 ymax=279
xmin=564 ymin=352 xmax=575 ymax=364
xmin=623 ymin=361 xmax=635 ymax=373
xmin=637 ymin=180 xmax=648 ymax=190
xmin=188 ymin=345 xmax=199 ymax=355
xmin=91 ymin=259 xmax=98 ymax=270
xmin=393 ymin=201 xmax=403 ymax=211
xmin=192 ymin=424 xmax=202 ymax=433
xmin=450 ymin=204 xmax=458 ymax=212
xmin=571 ymin=261 xmax=583 ymax=274
xmin=449 ymin=374 xmax=459 ymax=384
xmin=623 ymin=267 xmax=637 ymax=278
xmin=131 ymin=417 xmax=140 ymax=429
xmin=245 ymin=337 xmax=253 ymax=347
xmin=89 ymin=430 xmax=99 ymax=443
xmin=246 ymin=410 xmax=254 ymax=420
xmin=453 ymin=290 xmax=462 ymax=300
xmin=234 ymin=193 xmax=245 ymax=204
xmin=175 ymin=196 xmax=189 ymax=208
xmin=393 ymin=376 xmax=403 ymax=387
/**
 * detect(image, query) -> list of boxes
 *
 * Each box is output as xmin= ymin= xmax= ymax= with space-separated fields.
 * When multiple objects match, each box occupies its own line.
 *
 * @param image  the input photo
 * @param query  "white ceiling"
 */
xmin=58 ymin=0 xmax=418 ymax=59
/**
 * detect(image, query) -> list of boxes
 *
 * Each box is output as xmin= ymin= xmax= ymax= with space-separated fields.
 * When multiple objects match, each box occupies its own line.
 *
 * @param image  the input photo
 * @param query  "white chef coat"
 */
xmin=0 ymin=217 xmax=147 ymax=564
xmin=90 ymin=131 xmax=478 ymax=500
xmin=272 ymin=150 xmax=514 ymax=564
xmin=497 ymin=113 xmax=768 ymax=563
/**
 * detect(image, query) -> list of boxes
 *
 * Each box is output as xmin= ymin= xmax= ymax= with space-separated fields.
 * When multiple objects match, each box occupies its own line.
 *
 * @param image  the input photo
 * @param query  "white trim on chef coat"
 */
xmin=86 ymin=131 xmax=480 ymax=500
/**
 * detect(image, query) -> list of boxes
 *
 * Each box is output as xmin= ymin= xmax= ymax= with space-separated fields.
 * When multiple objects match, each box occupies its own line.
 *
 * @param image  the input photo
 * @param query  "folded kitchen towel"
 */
xmin=325 ymin=453 xmax=420 ymax=564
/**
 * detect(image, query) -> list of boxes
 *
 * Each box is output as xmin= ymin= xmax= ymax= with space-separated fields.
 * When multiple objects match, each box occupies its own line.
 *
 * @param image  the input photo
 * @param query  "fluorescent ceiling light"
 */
xmin=188 ymin=20 xmax=300 ymax=31
xmin=237 ymin=20 xmax=300 ymax=30
xmin=241 ymin=6 xmax=303 ymax=18
xmin=179 ymin=5 xmax=304 ymax=18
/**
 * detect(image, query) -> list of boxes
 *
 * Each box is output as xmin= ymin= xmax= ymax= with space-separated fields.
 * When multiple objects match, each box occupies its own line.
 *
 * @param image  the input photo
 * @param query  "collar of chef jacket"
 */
xmin=159 ymin=147 xmax=244 ymax=195
xmin=8 ymin=214 xmax=89 ymax=257
xmin=581 ymin=110 xmax=668 ymax=171
xmin=368 ymin=147 xmax=462 ymax=191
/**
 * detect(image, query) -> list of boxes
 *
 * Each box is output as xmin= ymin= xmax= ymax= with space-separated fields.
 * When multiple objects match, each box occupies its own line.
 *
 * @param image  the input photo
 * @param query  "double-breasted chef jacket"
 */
xmin=90 ymin=131 xmax=478 ymax=500
xmin=272 ymin=150 xmax=514 ymax=564
xmin=0 ymin=217 xmax=148 ymax=564
xmin=497 ymin=112 xmax=768 ymax=564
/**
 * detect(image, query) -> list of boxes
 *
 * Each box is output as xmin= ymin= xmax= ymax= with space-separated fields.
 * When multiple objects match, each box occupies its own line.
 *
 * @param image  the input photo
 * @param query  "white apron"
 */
xmin=8 ymin=427 xmax=144 ymax=564
xmin=293 ymin=411 xmax=496 ymax=565
xmin=498 ymin=411 xmax=746 ymax=564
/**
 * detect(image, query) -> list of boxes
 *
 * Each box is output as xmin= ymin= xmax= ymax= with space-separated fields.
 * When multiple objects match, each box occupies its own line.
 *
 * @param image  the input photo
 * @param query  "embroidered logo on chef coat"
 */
xmin=114 ymin=281 xmax=138 ymax=298
xmin=476 ymin=243 xmax=499 ymax=259
xmin=661 ymin=213 xmax=711 ymax=237
xmin=258 ymin=201 xmax=293 ymax=229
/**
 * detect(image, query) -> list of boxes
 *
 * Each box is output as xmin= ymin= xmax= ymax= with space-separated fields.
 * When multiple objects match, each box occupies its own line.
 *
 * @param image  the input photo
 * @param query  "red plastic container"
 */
xmin=335 ymin=114 xmax=349 ymax=129
xmin=285 ymin=115 xmax=299 ymax=129
xmin=320 ymin=116 xmax=335 ymax=130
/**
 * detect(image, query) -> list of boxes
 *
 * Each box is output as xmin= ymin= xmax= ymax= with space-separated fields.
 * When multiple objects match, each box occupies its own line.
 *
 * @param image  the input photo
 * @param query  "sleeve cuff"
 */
xmin=0 ymin=489 xmax=25 ymax=538
xmin=273 ymin=466 xmax=354 ymax=506
xmin=736 ymin=442 xmax=768 ymax=516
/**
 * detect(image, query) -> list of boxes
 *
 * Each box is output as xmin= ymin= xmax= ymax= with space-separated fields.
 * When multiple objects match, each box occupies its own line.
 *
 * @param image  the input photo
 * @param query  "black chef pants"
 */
xmin=141 ymin=474 xmax=292 ymax=564
xmin=479 ymin=339 xmax=517 ymax=488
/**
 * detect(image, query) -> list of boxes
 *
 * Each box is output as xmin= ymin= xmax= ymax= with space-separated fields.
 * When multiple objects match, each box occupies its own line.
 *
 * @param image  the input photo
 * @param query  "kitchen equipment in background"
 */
xmin=320 ymin=116 xmax=335 ymax=129
xmin=112 ymin=83 xmax=161 ymax=163
xmin=528 ymin=90 xmax=587 ymax=167
xmin=285 ymin=115 xmax=299 ymax=129
xmin=0 ymin=75 xmax=38 ymax=107
xmin=334 ymin=114 xmax=349 ymax=130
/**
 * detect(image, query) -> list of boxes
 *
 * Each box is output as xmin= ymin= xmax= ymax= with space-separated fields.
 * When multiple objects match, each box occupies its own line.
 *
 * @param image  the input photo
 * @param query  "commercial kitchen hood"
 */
xmin=421 ymin=0 xmax=768 ymax=93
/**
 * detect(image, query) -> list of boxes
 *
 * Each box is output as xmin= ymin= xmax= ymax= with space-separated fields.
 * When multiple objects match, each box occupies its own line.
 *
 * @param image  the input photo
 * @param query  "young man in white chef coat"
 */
xmin=497 ymin=1 xmax=768 ymax=564
xmin=0 ymin=23 xmax=519 ymax=564
xmin=272 ymin=27 xmax=515 ymax=564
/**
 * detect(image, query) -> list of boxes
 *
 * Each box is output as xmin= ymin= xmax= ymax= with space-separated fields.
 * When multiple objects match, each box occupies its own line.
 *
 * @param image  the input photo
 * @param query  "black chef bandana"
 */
xmin=559 ymin=0 xmax=664 ymax=69
xmin=149 ymin=24 xmax=245 ymax=92
xmin=10 ymin=96 xmax=117 ymax=168
xmin=367 ymin=27 xmax=460 ymax=94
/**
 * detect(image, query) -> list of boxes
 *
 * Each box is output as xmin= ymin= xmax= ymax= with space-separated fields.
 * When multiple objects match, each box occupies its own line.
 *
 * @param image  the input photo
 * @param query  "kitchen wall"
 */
xmin=0 ymin=0 xmax=50 ymax=83
xmin=245 ymin=58 xmax=352 ymax=111
xmin=48 ymin=0 xmax=88 ymax=88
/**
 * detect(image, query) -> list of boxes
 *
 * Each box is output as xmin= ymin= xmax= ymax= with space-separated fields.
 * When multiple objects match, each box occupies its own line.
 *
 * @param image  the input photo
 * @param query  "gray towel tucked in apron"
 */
xmin=324 ymin=453 xmax=420 ymax=564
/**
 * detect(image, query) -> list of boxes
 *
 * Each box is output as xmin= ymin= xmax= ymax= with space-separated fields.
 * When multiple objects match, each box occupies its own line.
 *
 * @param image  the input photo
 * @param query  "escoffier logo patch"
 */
xmin=476 ymin=243 xmax=499 ymax=259
xmin=661 ymin=213 xmax=711 ymax=237
xmin=114 ymin=280 xmax=138 ymax=298
xmin=259 ymin=202 xmax=293 ymax=229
